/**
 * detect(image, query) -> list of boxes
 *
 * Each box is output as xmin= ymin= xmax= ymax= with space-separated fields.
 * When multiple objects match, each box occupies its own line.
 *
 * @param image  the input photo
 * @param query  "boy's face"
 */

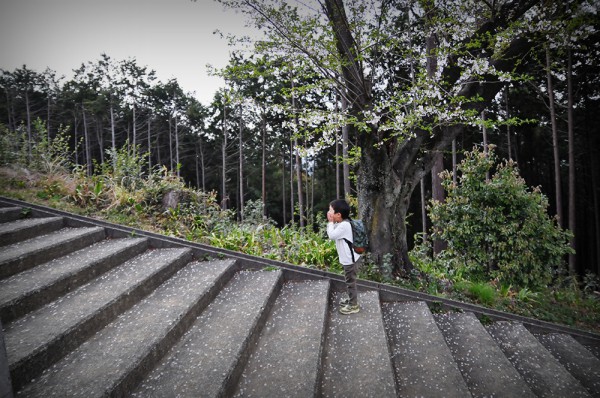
xmin=327 ymin=206 xmax=342 ymax=223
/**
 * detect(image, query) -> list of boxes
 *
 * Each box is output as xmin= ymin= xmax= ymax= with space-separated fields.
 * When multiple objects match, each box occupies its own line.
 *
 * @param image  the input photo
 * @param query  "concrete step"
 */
xmin=435 ymin=312 xmax=535 ymax=397
xmin=17 ymin=258 xmax=237 ymax=397
xmin=0 ymin=237 xmax=149 ymax=322
xmin=235 ymin=279 xmax=330 ymax=397
xmin=6 ymin=247 xmax=192 ymax=390
xmin=487 ymin=321 xmax=592 ymax=397
xmin=0 ymin=207 xmax=22 ymax=223
xmin=583 ymin=343 xmax=600 ymax=360
xmin=382 ymin=301 xmax=470 ymax=397
xmin=0 ymin=226 xmax=106 ymax=278
xmin=0 ymin=216 xmax=64 ymax=246
xmin=321 ymin=290 xmax=397 ymax=397
xmin=134 ymin=269 xmax=282 ymax=398
xmin=536 ymin=333 xmax=600 ymax=398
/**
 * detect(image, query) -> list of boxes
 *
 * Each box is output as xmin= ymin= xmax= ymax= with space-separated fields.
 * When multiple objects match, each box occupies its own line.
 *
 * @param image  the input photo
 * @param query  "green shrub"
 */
xmin=425 ymin=146 xmax=573 ymax=290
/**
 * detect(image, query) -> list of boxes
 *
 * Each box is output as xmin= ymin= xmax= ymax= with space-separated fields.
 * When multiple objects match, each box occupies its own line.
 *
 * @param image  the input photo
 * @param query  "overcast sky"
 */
xmin=0 ymin=0 xmax=254 ymax=105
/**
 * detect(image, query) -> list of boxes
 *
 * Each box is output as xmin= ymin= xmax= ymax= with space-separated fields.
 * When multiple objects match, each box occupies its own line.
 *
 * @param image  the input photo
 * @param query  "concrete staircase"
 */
xmin=0 ymin=197 xmax=599 ymax=397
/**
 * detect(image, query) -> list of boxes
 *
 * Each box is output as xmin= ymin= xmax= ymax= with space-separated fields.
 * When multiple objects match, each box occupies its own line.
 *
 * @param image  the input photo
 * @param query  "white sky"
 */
xmin=0 ymin=0 xmax=254 ymax=105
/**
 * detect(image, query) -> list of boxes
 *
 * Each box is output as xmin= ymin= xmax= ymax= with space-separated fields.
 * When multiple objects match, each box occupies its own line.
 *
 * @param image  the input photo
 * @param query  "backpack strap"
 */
xmin=343 ymin=238 xmax=356 ymax=263
xmin=343 ymin=219 xmax=356 ymax=263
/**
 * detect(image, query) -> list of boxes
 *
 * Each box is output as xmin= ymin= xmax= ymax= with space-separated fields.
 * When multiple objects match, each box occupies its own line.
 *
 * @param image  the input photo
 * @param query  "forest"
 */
xmin=0 ymin=0 xmax=599 ymax=282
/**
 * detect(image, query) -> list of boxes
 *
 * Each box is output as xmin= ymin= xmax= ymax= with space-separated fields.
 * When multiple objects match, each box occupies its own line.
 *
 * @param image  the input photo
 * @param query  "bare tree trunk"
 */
xmin=262 ymin=114 xmax=267 ymax=219
xmin=421 ymin=178 xmax=427 ymax=239
xmin=239 ymin=103 xmax=244 ymax=221
xmin=110 ymin=103 xmax=116 ymax=169
xmin=341 ymin=95 xmax=351 ymax=198
xmin=335 ymin=99 xmax=341 ymax=199
xmin=82 ymin=104 xmax=92 ymax=176
xmin=432 ymin=151 xmax=446 ymax=254
xmin=295 ymin=135 xmax=304 ymax=227
xmin=482 ymin=111 xmax=490 ymax=181
xmin=282 ymin=153 xmax=287 ymax=224
xmin=336 ymin=131 xmax=341 ymax=198
xmin=168 ymin=114 xmax=173 ymax=171
xmin=73 ymin=115 xmax=79 ymax=166
xmin=289 ymin=136 xmax=294 ymax=225
xmin=4 ymin=89 xmax=15 ymax=132
xmin=147 ymin=114 xmax=152 ymax=171
xmin=96 ymin=118 xmax=105 ymax=167
xmin=25 ymin=91 xmax=32 ymax=161
xmin=200 ymin=140 xmax=205 ymax=191
xmin=426 ymin=5 xmax=446 ymax=255
xmin=546 ymin=45 xmax=563 ymax=227
xmin=505 ymin=87 xmax=513 ymax=160
xmin=567 ymin=48 xmax=576 ymax=274
xmin=175 ymin=113 xmax=180 ymax=177
xmin=292 ymin=80 xmax=304 ymax=227
xmin=132 ymin=104 xmax=137 ymax=149
xmin=452 ymin=139 xmax=457 ymax=185
xmin=47 ymin=93 xmax=51 ymax=141
xmin=155 ymin=133 xmax=160 ymax=167
xmin=222 ymin=104 xmax=228 ymax=210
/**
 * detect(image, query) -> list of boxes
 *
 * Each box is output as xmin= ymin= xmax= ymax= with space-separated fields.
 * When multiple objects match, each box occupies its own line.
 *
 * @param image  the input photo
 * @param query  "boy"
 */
xmin=327 ymin=199 xmax=361 ymax=315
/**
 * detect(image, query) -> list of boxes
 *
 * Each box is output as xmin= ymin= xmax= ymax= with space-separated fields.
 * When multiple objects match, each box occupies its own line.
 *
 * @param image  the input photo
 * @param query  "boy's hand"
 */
xmin=327 ymin=210 xmax=334 ymax=222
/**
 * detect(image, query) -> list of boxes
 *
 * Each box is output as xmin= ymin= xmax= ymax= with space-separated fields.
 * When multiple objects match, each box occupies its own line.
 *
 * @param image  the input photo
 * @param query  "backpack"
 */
xmin=344 ymin=219 xmax=369 ymax=262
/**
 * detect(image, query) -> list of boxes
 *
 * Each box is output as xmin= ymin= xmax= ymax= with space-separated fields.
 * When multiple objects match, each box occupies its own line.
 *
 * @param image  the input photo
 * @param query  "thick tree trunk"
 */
xmin=357 ymin=142 xmax=416 ymax=272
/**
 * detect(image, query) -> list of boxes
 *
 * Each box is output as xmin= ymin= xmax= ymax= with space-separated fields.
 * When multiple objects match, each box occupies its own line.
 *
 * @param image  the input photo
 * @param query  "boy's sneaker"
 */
xmin=339 ymin=295 xmax=350 ymax=306
xmin=339 ymin=303 xmax=360 ymax=315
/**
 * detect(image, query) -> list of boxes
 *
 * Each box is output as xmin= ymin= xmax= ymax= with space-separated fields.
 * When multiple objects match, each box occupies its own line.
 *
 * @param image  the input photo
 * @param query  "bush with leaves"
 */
xmin=0 ymin=124 xmax=22 ymax=166
xmin=424 ymin=146 xmax=573 ymax=290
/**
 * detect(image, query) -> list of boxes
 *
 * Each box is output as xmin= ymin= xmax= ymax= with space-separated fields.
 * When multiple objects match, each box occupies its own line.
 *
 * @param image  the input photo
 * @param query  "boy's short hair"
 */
xmin=330 ymin=199 xmax=350 ymax=219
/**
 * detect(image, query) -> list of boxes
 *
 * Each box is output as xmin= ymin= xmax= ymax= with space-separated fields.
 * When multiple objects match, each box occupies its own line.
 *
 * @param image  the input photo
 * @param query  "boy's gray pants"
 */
xmin=343 ymin=258 xmax=362 ymax=305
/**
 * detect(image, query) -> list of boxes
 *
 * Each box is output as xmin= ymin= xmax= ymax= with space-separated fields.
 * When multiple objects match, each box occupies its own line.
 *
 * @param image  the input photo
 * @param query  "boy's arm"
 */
xmin=327 ymin=221 xmax=348 ymax=240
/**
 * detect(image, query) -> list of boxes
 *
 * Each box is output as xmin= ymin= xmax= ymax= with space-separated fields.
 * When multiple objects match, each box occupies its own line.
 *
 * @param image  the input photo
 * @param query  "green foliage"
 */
xmin=0 ymin=119 xmax=73 ymax=174
xmin=0 ymin=124 xmax=22 ymax=166
xmin=31 ymin=121 xmax=73 ymax=174
xmin=66 ymin=142 xmax=341 ymax=272
xmin=103 ymin=142 xmax=147 ymax=190
xmin=425 ymin=146 xmax=573 ymax=290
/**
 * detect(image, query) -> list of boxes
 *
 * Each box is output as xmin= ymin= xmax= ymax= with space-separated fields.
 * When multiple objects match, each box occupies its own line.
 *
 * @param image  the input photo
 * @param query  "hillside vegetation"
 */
xmin=1 ymin=129 xmax=599 ymax=334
